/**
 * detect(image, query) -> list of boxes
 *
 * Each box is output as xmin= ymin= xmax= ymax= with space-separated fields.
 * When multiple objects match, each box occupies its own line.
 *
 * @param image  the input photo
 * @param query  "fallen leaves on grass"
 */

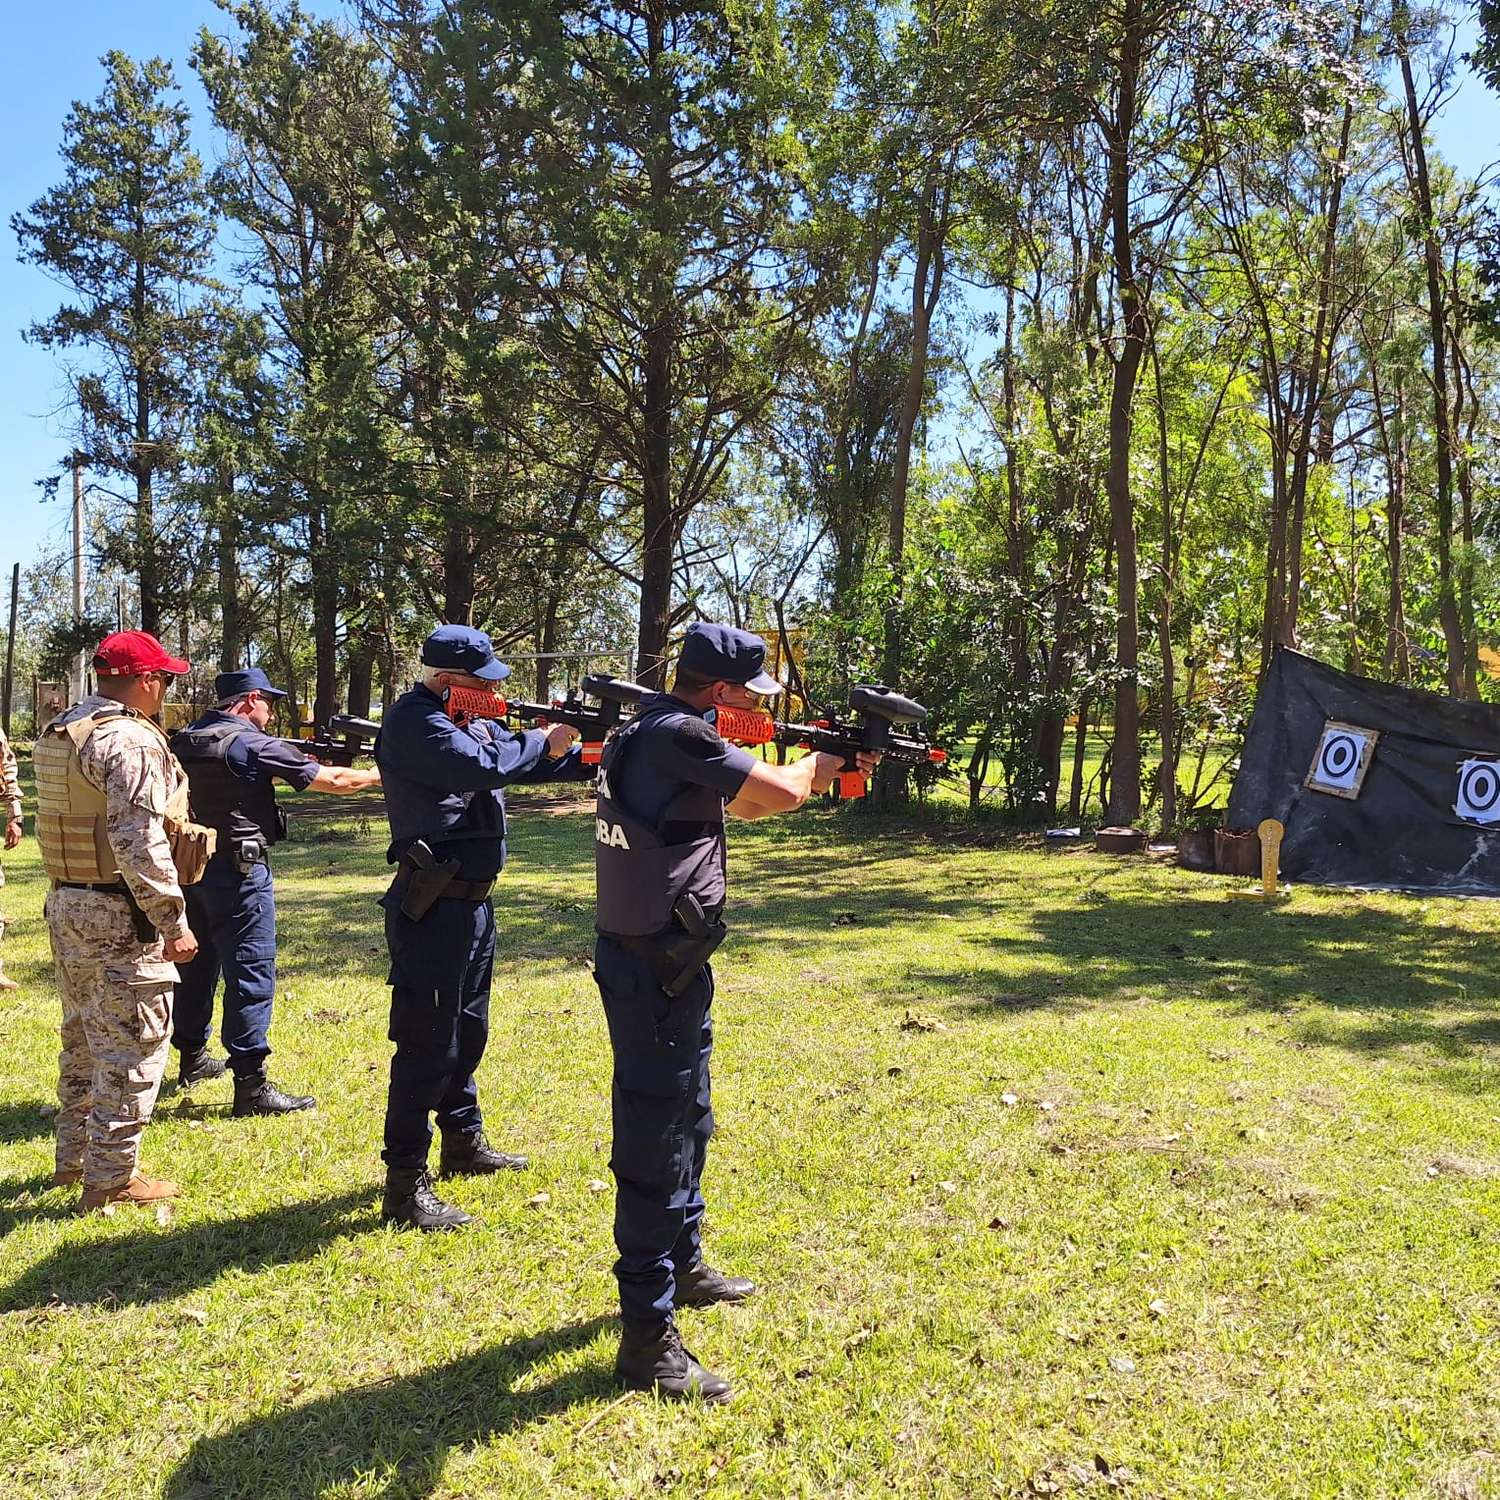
xmin=1426 ymin=1154 xmax=1500 ymax=1181
xmin=842 ymin=1326 xmax=875 ymax=1354
xmin=901 ymin=1009 xmax=948 ymax=1032
xmin=526 ymin=1192 xmax=551 ymax=1208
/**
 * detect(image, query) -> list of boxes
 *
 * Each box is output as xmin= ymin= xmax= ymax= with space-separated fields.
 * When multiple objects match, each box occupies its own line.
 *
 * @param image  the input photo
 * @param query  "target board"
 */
xmin=1304 ymin=720 xmax=1379 ymax=799
xmin=1454 ymin=758 xmax=1500 ymax=825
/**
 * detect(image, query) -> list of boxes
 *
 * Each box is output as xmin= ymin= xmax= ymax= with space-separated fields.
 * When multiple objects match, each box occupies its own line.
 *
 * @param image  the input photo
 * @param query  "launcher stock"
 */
xmin=709 ymin=685 xmax=947 ymax=799
xmin=443 ymin=676 xmax=648 ymax=761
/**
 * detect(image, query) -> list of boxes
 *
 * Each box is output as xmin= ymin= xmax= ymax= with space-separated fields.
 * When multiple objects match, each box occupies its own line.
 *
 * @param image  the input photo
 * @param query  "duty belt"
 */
xmin=396 ymin=858 xmax=495 ymax=903
xmin=54 ymin=879 xmax=129 ymax=893
xmin=599 ymin=895 xmax=727 ymax=997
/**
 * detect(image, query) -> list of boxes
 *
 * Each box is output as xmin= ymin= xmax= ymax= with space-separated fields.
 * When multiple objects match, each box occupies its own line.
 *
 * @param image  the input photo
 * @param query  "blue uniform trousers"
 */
xmin=594 ymin=935 xmax=715 ymax=1324
xmin=381 ymin=881 xmax=494 ymax=1168
xmin=173 ymin=857 xmax=277 ymax=1075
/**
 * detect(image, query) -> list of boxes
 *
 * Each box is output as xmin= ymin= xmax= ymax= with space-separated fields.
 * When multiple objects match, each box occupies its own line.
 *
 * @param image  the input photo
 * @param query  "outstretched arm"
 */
xmin=307 ymin=764 xmax=382 ymax=795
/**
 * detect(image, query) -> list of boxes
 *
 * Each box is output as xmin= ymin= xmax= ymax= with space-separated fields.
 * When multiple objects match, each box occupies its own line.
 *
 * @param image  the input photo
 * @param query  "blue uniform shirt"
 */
xmin=377 ymin=681 xmax=587 ymax=880
xmin=609 ymin=693 xmax=757 ymax=827
xmin=187 ymin=710 xmax=322 ymax=789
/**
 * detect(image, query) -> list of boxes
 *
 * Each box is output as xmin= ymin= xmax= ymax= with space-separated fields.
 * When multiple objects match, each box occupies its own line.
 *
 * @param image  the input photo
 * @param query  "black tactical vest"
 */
xmin=594 ymin=703 xmax=729 ymax=937
xmin=172 ymin=718 xmax=283 ymax=848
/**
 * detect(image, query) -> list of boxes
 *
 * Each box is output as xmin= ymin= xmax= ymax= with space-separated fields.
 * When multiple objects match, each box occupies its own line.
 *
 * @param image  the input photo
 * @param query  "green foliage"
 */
xmin=13 ymin=52 xmax=220 ymax=633
xmin=36 ymin=614 xmax=116 ymax=681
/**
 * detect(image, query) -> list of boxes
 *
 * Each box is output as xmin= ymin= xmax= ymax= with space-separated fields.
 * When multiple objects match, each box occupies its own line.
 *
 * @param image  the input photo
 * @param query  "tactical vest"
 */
xmin=594 ymin=703 xmax=729 ymax=937
xmin=171 ymin=717 xmax=282 ymax=848
xmin=35 ymin=700 xmax=207 ymax=884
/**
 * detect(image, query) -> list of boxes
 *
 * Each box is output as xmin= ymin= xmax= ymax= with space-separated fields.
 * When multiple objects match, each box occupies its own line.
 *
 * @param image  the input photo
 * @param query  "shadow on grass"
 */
xmin=0 ymin=1099 xmax=56 ymax=1145
xmin=0 ymin=1172 xmax=78 ymax=1234
xmin=0 ymin=1187 xmax=375 ymax=1310
xmin=166 ymin=1315 xmax=616 ymax=1500
xmin=905 ymin=892 xmax=1500 ymax=1078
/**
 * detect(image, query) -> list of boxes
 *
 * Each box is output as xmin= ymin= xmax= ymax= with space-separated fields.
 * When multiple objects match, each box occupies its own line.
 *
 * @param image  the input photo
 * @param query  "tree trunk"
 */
xmin=1104 ymin=0 xmax=1146 ymax=826
xmin=1283 ymin=23 xmax=1359 ymax=641
xmin=1152 ymin=344 xmax=1176 ymax=832
xmin=1396 ymin=10 xmax=1465 ymax=695
xmin=634 ymin=3 xmax=677 ymax=691
xmin=309 ymin=501 xmax=339 ymax=728
xmin=346 ymin=639 xmax=374 ymax=719
xmin=442 ymin=500 xmax=476 ymax=625
xmin=217 ymin=466 xmax=242 ymax=672
xmin=883 ymin=166 xmax=947 ymax=691
xmin=1068 ymin=693 xmax=1091 ymax=824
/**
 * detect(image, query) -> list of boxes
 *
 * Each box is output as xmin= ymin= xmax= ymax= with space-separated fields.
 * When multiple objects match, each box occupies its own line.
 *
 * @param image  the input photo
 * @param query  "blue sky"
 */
xmin=1 ymin=3 xmax=1498 ymax=598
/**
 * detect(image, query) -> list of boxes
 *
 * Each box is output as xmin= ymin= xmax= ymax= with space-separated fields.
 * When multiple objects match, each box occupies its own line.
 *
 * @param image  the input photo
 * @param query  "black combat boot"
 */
xmin=675 ymin=1261 xmax=758 ymax=1307
xmin=232 ymin=1071 xmax=316 ymax=1117
xmin=382 ymin=1166 xmax=475 ymax=1231
xmin=615 ymin=1318 xmax=731 ymax=1403
xmin=438 ymin=1128 xmax=529 ymax=1176
xmin=178 ymin=1046 xmax=227 ymax=1087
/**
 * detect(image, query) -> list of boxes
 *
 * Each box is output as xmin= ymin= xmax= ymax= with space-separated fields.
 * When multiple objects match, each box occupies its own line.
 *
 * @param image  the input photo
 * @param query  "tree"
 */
xmin=458 ymin=0 xmax=832 ymax=686
xmin=196 ymin=1 xmax=395 ymax=726
xmin=14 ymin=51 xmax=219 ymax=635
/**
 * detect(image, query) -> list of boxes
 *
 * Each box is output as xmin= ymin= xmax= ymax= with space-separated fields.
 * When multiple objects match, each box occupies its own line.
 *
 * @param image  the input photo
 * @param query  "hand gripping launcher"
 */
xmin=709 ymin=685 xmax=947 ymax=799
xmin=443 ymin=676 xmax=648 ymax=762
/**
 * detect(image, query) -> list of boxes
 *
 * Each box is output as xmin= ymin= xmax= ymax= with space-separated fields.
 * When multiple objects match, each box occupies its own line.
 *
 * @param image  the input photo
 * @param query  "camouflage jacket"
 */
xmin=74 ymin=698 xmax=190 ymax=942
xmin=0 ymin=726 xmax=19 ymax=828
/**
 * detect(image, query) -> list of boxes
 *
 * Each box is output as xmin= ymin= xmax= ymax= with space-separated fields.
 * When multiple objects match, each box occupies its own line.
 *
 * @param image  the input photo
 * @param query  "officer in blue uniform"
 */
xmin=593 ymin=623 xmax=880 ymax=1402
xmin=172 ymin=667 xmax=383 ymax=1115
xmin=375 ymin=624 xmax=585 ymax=1231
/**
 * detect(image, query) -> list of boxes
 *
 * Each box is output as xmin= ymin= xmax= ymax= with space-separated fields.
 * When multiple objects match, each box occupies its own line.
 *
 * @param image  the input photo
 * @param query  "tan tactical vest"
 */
xmin=35 ymin=705 xmax=214 ymax=885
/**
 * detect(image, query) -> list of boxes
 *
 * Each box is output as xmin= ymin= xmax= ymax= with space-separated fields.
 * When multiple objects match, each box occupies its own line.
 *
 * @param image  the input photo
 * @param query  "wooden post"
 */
xmin=72 ymin=453 xmax=87 ymax=703
xmin=1257 ymin=818 xmax=1284 ymax=896
xmin=2 ymin=563 xmax=17 ymax=735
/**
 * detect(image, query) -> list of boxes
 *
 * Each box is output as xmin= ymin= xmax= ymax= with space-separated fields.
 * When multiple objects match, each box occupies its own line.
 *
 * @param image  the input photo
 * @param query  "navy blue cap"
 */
xmin=216 ymin=667 xmax=287 ymax=701
xmin=679 ymin=622 xmax=784 ymax=695
xmin=421 ymin=624 xmax=511 ymax=682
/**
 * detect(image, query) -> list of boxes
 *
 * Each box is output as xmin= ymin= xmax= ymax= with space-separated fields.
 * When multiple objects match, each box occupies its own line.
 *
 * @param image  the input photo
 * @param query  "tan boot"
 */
xmin=79 ymin=1174 xmax=182 ymax=1213
xmin=52 ymin=1167 xmax=83 ymax=1187
xmin=0 ymin=974 xmax=18 ymax=992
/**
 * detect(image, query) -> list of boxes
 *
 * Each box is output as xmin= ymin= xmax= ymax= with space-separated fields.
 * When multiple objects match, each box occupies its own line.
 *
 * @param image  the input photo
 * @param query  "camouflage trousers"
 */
xmin=0 ymin=858 xmax=8 ymax=976
xmin=46 ymin=887 xmax=178 ymax=1190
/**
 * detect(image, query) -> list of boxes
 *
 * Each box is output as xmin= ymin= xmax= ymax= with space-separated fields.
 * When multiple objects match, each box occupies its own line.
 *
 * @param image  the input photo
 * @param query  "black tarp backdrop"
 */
xmin=1227 ymin=648 xmax=1500 ymax=894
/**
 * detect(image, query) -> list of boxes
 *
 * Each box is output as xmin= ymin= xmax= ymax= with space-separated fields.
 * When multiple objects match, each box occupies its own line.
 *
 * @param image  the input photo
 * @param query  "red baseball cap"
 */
xmin=92 ymin=630 xmax=191 ymax=677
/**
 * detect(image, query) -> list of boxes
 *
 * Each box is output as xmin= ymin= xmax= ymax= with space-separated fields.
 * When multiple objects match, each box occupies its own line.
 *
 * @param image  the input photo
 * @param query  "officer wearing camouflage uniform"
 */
xmin=0 ymin=724 xmax=23 ymax=992
xmin=592 ymin=623 xmax=879 ymax=1402
xmin=36 ymin=632 xmax=203 ymax=1211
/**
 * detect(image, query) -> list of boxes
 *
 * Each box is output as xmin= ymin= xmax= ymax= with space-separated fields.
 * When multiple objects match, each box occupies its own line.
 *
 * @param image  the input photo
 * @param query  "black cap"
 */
xmin=678 ymin=623 xmax=783 ymax=694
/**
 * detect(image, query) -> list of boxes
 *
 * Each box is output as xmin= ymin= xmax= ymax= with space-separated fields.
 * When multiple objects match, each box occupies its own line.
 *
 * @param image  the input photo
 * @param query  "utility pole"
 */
xmin=72 ymin=452 xmax=87 ymax=703
xmin=2 ymin=562 xmax=18 ymax=735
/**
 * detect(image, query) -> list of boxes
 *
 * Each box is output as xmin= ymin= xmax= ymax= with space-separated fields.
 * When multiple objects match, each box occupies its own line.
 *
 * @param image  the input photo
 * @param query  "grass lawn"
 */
xmin=2 ymin=779 xmax=1500 ymax=1498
